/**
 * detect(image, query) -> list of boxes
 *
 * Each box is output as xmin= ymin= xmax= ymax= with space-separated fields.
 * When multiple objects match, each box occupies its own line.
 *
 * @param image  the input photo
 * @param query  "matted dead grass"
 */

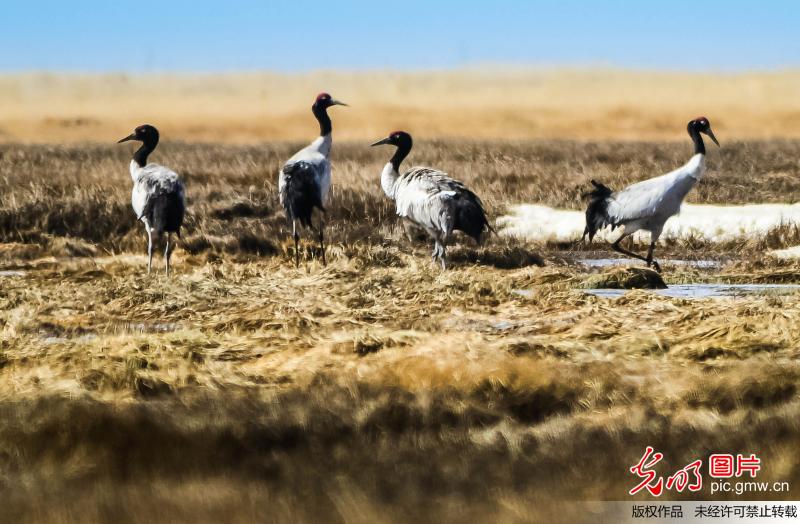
xmin=1 ymin=140 xmax=800 ymax=522
xmin=2 ymin=253 xmax=800 ymax=523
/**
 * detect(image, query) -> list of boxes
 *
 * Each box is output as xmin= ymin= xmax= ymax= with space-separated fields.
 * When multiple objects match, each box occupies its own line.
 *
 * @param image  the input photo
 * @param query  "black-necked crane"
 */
xmin=279 ymin=92 xmax=347 ymax=266
xmin=371 ymin=131 xmax=492 ymax=269
xmin=118 ymin=124 xmax=186 ymax=275
xmin=583 ymin=117 xmax=720 ymax=272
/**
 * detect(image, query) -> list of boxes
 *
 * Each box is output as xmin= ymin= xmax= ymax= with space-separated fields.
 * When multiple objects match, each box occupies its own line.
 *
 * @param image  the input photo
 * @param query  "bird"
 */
xmin=583 ymin=117 xmax=719 ymax=273
xmin=371 ymin=131 xmax=492 ymax=269
xmin=278 ymin=93 xmax=347 ymax=266
xmin=118 ymin=124 xmax=186 ymax=275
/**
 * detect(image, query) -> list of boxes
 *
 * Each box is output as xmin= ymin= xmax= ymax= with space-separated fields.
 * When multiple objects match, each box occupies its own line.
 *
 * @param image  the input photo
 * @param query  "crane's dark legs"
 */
xmin=290 ymin=217 xmax=326 ymax=267
xmin=426 ymin=228 xmax=439 ymax=267
xmin=645 ymin=242 xmax=661 ymax=273
xmin=318 ymin=219 xmax=326 ymax=266
xmin=611 ymin=233 xmax=661 ymax=273
xmin=438 ymin=226 xmax=453 ymax=271
xmin=428 ymin=227 xmax=452 ymax=270
xmin=430 ymin=238 xmax=447 ymax=270
xmin=292 ymin=220 xmax=300 ymax=267
xmin=164 ymin=233 xmax=172 ymax=276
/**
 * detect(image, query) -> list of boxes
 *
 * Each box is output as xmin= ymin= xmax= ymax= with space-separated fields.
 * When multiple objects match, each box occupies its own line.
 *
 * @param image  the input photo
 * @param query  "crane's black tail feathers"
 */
xmin=281 ymin=161 xmax=324 ymax=228
xmin=582 ymin=179 xmax=614 ymax=242
xmin=453 ymin=191 xmax=492 ymax=244
xmin=151 ymin=191 xmax=185 ymax=237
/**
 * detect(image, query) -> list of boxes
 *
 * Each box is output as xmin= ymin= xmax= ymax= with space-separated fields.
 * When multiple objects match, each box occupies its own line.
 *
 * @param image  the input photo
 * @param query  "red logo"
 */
xmin=709 ymin=454 xmax=735 ymax=478
xmin=630 ymin=448 xmax=762 ymax=496
xmin=708 ymin=453 xmax=761 ymax=478
xmin=666 ymin=460 xmax=702 ymax=492
xmin=629 ymin=446 xmax=664 ymax=496
xmin=736 ymin=454 xmax=761 ymax=478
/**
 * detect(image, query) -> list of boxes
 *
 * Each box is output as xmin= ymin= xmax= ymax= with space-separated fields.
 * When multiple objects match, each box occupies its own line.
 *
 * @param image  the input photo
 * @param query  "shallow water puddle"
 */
xmin=41 ymin=334 xmax=97 ymax=345
xmin=443 ymin=316 xmax=520 ymax=333
xmin=584 ymin=284 xmax=800 ymax=299
xmin=577 ymin=258 xmax=721 ymax=269
xmin=38 ymin=321 xmax=182 ymax=344
xmin=106 ymin=322 xmax=182 ymax=334
xmin=0 ymin=270 xmax=26 ymax=277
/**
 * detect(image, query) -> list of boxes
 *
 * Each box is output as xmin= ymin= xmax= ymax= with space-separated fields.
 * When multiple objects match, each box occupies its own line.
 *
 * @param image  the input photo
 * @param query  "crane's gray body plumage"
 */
xmin=373 ymin=131 xmax=491 ymax=268
xmin=381 ymin=162 xmax=490 ymax=269
xmin=278 ymin=135 xmax=331 ymax=228
xmin=130 ymin=160 xmax=186 ymax=234
xmin=129 ymin=160 xmax=186 ymax=275
xmin=584 ymin=153 xmax=705 ymax=243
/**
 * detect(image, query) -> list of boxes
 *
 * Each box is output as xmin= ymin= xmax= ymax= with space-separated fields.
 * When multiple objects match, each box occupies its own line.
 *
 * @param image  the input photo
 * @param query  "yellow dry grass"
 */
xmin=2 ymin=69 xmax=800 ymax=143
xmin=1 ymin=138 xmax=800 ymax=522
xmin=2 ymin=253 xmax=800 ymax=523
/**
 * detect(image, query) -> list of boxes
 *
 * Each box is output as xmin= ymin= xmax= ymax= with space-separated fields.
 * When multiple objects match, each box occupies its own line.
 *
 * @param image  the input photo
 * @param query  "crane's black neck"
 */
xmin=390 ymin=139 xmax=412 ymax=171
xmin=688 ymin=122 xmax=705 ymax=156
xmin=313 ymin=103 xmax=332 ymax=136
xmin=133 ymin=139 xmax=158 ymax=168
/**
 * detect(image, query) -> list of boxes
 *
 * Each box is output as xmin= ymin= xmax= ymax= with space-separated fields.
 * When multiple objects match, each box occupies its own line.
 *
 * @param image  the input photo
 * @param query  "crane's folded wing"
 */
xmin=133 ymin=164 xmax=184 ymax=220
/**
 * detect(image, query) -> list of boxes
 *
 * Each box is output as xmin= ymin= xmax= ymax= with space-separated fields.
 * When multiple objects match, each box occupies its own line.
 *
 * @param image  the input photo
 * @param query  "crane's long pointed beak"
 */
xmin=330 ymin=99 xmax=348 ymax=107
xmin=707 ymin=129 xmax=720 ymax=147
xmin=371 ymin=137 xmax=391 ymax=147
xmin=117 ymin=134 xmax=135 ymax=143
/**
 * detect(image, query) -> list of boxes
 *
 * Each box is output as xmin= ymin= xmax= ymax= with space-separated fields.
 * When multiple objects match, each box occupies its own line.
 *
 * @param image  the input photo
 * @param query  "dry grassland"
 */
xmin=1 ymin=127 xmax=800 ymax=520
xmin=2 ymin=69 xmax=800 ymax=143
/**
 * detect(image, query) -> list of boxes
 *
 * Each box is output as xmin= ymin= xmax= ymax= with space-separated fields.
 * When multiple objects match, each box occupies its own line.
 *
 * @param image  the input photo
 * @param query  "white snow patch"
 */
xmin=768 ymin=245 xmax=800 ymax=259
xmin=498 ymin=203 xmax=800 ymax=243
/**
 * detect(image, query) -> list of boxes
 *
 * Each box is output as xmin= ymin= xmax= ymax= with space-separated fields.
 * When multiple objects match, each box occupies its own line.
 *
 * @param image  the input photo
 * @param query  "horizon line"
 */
xmin=2 ymin=63 xmax=800 ymax=76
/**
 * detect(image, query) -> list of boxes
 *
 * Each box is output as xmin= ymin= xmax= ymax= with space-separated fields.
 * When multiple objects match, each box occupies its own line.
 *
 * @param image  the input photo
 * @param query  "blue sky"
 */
xmin=2 ymin=0 xmax=798 ymax=71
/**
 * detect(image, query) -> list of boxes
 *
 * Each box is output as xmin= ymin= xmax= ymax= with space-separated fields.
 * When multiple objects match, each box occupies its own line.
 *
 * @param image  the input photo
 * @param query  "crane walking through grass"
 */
xmin=118 ymin=124 xmax=186 ymax=275
xmin=583 ymin=117 xmax=720 ymax=272
xmin=371 ymin=131 xmax=492 ymax=269
xmin=279 ymin=93 xmax=347 ymax=266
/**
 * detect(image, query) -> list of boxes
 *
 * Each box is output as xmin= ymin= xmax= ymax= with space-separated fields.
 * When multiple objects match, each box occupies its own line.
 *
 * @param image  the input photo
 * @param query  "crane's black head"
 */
xmin=370 ymin=130 xmax=413 ymax=149
xmin=118 ymin=124 xmax=160 ymax=146
xmin=688 ymin=117 xmax=719 ymax=147
xmin=118 ymin=124 xmax=160 ymax=167
xmin=312 ymin=93 xmax=347 ymax=136
xmin=371 ymin=131 xmax=413 ymax=170
xmin=313 ymin=92 xmax=347 ymax=110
